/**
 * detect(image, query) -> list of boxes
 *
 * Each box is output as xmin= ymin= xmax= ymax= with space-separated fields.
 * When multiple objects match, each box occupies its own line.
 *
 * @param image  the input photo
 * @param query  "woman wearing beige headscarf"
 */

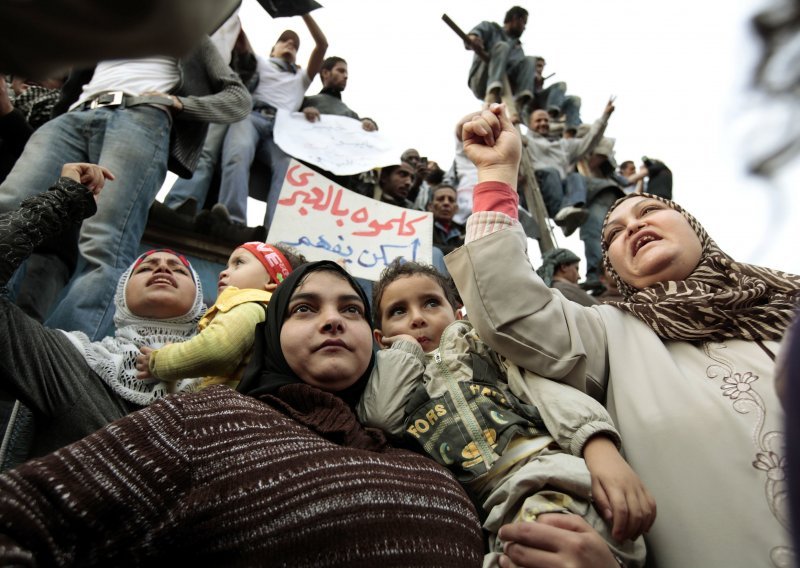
xmin=446 ymin=104 xmax=799 ymax=568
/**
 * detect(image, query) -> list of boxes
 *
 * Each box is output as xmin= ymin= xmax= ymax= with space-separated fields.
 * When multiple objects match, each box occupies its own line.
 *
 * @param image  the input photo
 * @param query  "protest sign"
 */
xmin=274 ymin=109 xmax=395 ymax=175
xmin=267 ymin=160 xmax=433 ymax=281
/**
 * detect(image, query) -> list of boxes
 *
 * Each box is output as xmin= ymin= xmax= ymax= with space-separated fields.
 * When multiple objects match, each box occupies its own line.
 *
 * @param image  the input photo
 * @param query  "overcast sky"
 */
xmin=164 ymin=0 xmax=799 ymax=275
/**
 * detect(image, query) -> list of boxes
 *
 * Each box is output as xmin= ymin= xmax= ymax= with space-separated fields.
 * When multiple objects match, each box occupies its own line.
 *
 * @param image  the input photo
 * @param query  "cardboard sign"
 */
xmin=267 ymin=160 xmax=433 ymax=281
xmin=274 ymin=109 xmax=395 ymax=175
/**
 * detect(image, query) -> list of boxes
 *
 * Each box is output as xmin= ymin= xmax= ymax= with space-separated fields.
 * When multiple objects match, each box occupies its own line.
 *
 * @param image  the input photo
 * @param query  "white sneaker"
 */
xmin=554 ymin=206 xmax=589 ymax=237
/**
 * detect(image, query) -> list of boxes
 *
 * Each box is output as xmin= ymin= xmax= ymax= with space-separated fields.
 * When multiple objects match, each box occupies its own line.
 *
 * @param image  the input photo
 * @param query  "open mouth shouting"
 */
xmin=631 ymin=231 xmax=661 ymax=257
xmin=147 ymin=273 xmax=177 ymax=287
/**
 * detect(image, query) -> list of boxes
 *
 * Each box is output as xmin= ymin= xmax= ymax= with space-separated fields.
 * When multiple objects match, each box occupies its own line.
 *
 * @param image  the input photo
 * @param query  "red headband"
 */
xmin=238 ymin=242 xmax=293 ymax=284
xmin=132 ymin=248 xmax=191 ymax=271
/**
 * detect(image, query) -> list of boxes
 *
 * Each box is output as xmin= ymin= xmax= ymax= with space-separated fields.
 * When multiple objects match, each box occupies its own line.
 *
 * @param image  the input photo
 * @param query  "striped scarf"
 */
xmin=601 ymin=194 xmax=800 ymax=341
xmin=11 ymin=84 xmax=61 ymax=129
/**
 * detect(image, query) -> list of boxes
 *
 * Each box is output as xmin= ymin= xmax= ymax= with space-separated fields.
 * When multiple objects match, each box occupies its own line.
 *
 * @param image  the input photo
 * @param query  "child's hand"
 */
xmin=135 ymin=346 xmax=155 ymax=380
xmin=60 ymin=163 xmax=115 ymax=197
xmin=582 ymin=435 xmax=656 ymax=541
xmin=379 ymin=334 xmax=418 ymax=349
xmin=459 ymin=103 xmax=520 ymax=187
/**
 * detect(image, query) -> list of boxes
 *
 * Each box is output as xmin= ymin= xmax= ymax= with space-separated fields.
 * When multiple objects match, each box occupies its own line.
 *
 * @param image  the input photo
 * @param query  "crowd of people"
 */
xmin=0 ymin=2 xmax=796 ymax=567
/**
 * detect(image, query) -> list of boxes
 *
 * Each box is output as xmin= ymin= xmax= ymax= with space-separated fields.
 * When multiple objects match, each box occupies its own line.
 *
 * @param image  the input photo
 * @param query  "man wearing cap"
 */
xmin=536 ymin=248 xmax=599 ymax=307
xmin=217 ymin=14 xmax=328 ymax=230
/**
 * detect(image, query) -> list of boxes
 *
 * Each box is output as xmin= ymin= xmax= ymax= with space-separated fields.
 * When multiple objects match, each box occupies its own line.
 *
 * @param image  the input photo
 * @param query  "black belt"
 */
xmin=75 ymin=90 xmax=175 ymax=111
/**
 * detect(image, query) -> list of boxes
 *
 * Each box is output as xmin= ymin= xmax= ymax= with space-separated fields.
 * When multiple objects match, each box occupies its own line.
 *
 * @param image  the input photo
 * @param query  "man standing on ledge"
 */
xmin=217 ymin=13 xmax=327 ymax=230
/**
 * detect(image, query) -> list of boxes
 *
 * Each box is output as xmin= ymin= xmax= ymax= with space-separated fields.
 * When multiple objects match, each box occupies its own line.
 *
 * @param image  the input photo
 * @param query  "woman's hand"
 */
xmin=498 ymin=515 xmax=620 ymax=568
xmin=583 ymin=435 xmax=656 ymax=541
xmin=60 ymin=163 xmax=115 ymax=197
xmin=459 ymin=103 xmax=520 ymax=187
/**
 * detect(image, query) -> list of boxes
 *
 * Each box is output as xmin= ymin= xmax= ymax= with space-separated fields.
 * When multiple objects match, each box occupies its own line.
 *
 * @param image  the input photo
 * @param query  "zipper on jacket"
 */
xmin=434 ymin=330 xmax=496 ymax=471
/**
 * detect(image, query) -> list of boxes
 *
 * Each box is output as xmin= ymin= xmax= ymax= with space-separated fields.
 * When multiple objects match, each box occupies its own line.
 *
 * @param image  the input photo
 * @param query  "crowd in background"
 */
xmin=0 ymin=2 xmax=795 ymax=567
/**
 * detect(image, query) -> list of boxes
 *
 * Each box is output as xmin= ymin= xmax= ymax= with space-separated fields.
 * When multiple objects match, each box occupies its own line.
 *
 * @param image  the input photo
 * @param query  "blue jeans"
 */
xmin=218 ymin=111 xmax=290 ymax=228
xmin=0 ymin=106 xmax=171 ymax=340
xmin=534 ymin=168 xmax=587 ymax=218
xmin=580 ymin=187 xmax=620 ymax=282
xmin=561 ymin=95 xmax=582 ymax=128
xmin=164 ymin=122 xmax=229 ymax=210
xmin=469 ymin=44 xmax=535 ymax=101
xmin=534 ymin=82 xmax=582 ymax=128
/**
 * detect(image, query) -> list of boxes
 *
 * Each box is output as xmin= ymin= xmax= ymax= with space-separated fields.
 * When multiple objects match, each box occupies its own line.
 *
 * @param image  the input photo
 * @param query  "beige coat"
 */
xmin=447 ymin=222 xmax=790 ymax=568
xmin=357 ymin=323 xmax=644 ymax=567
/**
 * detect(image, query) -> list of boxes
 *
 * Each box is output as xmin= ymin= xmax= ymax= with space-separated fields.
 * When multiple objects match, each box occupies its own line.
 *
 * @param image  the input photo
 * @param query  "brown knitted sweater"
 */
xmin=0 ymin=386 xmax=482 ymax=566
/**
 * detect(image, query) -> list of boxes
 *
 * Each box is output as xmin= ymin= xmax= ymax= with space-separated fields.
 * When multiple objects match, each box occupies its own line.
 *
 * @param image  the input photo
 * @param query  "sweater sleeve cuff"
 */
xmin=571 ymin=423 xmax=622 ymax=457
xmin=464 ymin=211 xmax=518 ymax=243
xmin=472 ymin=181 xmax=519 ymax=218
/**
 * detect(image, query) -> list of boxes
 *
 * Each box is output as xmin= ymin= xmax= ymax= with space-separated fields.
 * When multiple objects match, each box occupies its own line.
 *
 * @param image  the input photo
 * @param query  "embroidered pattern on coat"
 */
xmin=705 ymin=342 xmax=792 ymax=568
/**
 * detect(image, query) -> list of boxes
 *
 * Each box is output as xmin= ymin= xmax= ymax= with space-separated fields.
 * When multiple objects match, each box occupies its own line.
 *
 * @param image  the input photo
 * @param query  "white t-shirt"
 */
xmin=71 ymin=57 xmax=180 ymax=110
xmin=210 ymin=10 xmax=241 ymax=64
xmin=251 ymin=54 xmax=311 ymax=112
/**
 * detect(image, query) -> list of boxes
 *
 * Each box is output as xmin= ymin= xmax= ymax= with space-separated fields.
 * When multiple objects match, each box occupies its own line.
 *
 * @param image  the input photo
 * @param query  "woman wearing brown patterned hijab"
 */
xmin=446 ymin=106 xmax=798 ymax=567
xmin=601 ymin=193 xmax=800 ymax=342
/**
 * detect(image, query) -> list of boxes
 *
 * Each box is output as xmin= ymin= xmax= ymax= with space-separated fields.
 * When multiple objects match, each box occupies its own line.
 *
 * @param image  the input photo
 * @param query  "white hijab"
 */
xmin=61 ymin=250 xmax=206 ymax=406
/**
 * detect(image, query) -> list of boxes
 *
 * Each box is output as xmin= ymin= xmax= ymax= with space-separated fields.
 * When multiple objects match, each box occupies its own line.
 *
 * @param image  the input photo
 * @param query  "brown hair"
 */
xmin=272 ymin=243 xmax=307 ymax=270
xmin=372 ymin=259 xmax=460 ymax=328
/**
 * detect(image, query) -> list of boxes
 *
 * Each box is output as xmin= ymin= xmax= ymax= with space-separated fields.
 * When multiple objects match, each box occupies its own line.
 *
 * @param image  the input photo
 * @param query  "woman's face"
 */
xmin=603 ymin=197 xmax=703 ymax=289
xmin=280 ymin=271 xmax=373 ymax=392
xmin=125 ymin=251 xmax=197 ymax=319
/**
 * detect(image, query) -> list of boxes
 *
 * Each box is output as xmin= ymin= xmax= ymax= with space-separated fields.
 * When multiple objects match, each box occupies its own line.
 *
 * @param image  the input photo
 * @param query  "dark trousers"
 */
xmin=0 ymin=295 xmax=134 ymax=458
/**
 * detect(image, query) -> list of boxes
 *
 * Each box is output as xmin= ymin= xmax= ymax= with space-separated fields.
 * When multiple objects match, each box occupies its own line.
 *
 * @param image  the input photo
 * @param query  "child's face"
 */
xmin=376 ymin=274 xmax=457 ymax=353
xmin=218 ymin=248 xmax=272 ymax=294
xmin=280 ymin=271 xmax=373 ymax=392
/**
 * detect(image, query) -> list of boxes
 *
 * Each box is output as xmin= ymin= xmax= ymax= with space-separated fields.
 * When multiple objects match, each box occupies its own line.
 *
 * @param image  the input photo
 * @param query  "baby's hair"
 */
xmin=372 ymin=259 xmax=459 ymax=328
xmin=272 ymin=243 xmax=307 ymax=270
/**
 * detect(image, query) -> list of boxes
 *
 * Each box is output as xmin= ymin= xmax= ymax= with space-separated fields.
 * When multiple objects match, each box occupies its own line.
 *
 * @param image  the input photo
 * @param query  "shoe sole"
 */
xmin=555 ymin=210 xmax=589 ymax=237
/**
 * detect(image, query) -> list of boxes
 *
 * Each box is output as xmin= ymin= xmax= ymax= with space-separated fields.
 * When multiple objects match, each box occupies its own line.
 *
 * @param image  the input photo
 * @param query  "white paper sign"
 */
xmin=273 ymin=109 xmax=395 ymax=175
xmin=267 ymin=160 xmax=433 ymax=281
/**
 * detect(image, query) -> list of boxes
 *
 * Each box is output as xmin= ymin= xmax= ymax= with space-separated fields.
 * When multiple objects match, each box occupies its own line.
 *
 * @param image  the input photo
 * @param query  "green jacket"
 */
xmin=358 ymin=320 xmax=619 ymax=483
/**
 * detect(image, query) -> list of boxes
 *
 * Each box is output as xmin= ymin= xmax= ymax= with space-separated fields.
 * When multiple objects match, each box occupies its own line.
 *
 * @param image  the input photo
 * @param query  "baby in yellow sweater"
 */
xmin=135 ymin=242 xmax=306 ymax=389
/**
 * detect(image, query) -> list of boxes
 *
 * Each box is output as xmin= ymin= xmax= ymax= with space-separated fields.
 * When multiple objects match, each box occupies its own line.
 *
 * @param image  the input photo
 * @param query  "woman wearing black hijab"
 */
xmin=0 ymin=261 xmax=483 ymax=566
xmin=238 ymin=260 xmax=376 ymax=408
